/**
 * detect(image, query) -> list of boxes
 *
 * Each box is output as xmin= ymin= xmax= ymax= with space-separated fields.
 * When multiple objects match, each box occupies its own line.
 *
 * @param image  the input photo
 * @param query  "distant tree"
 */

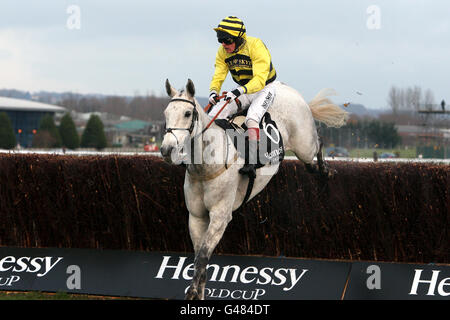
xmin=81 ymin=114 xmax=107 ymax=150
xmin=410 ymin=86 xmax=422 ymax=111
xmin=0 ymin=112 xmax=16 ymax=149
xmin=364 ymin=120 xmax=382 ymax=145
xmin=60 ymin=92 xmax=169 ymax=121
xmin=59 ymin=113 xmax=80 ymax=149
xmin=363 ymin=120 xmax=400 ymax=148
xmin=423 ymin=89 xmax=435 ymax=111
xmin=398 ymin=88 xmax=406 ymax=110
xmin=387 ymin=85 xmax=424 ymax=112
xmin=129 ymin=96 xmax=146 ymax=119
xmin=321 ymin=118 xmax=401 ymax=149
xmin=34 ymin=114 xmax=62 ymax=148
xmin=379 ymin=122 xmax=401 ymax=148
xmin=32 ymin=131 xmax=58 ymax=148
xmin=387 ymin=86 xmax=400 ymax=115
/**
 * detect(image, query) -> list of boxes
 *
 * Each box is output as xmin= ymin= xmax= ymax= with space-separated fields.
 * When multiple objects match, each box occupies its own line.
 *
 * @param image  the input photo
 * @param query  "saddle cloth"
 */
xmin=214 ymin=112 xmax=285 ymax=168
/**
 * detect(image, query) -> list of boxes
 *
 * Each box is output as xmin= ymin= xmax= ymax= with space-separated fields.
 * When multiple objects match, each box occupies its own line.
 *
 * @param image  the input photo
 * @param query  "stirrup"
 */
xmin=239 ymin=164 xmax=256 ymax=179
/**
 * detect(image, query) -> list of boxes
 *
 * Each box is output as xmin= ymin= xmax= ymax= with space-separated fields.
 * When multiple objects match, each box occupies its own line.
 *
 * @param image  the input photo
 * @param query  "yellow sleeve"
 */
xmin=244 ymin=39 xmax=271 ymax=94
xmin=209 ymin=48 xmax=229 ymax=93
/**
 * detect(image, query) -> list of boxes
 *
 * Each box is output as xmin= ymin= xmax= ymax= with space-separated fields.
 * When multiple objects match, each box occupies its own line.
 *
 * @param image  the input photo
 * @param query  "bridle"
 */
xmin=164 ymin=98 xmax=199 ymax=144
xmin=164 ymin=98 xmax=201 ymax=167
xmin=164 ymin=96 xmax=232 ymax=142
xmin=163 ymin=96 xmax=238 ymax=180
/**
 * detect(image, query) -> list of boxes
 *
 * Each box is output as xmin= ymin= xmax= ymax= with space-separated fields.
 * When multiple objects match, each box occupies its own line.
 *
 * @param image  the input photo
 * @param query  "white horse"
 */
xmin=160 ymin=79 xmax=348 ymax=300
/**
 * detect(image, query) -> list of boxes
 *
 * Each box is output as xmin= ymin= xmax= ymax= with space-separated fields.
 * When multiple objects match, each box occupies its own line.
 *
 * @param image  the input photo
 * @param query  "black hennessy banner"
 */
xmin=0 ymin=247 xmax=448 ymax=299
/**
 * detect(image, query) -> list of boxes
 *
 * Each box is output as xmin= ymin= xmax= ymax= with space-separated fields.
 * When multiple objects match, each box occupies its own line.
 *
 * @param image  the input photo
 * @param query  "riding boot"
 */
xmin=239 ymin=128 xmax=259 ymax=179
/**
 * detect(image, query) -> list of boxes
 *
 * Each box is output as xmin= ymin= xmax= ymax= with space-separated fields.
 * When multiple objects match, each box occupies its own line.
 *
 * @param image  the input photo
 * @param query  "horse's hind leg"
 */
xmin=317 ymin=137 xmax=338 ymax=178
xmin=292 ymin=131 xmax=332 ymax=178
xmin=316 ymin=137 xmax=330 ymax=177
xmin=288 ymin=129 xmax=321 ymax=174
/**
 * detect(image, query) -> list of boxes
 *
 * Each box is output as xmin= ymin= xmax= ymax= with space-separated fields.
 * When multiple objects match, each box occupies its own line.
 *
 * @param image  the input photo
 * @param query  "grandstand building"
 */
xmin=0 ymin=96 xmax=65 ymax=147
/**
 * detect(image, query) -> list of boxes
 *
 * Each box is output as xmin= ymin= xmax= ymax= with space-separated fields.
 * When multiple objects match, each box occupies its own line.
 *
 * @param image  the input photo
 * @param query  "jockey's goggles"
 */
xmin=218 ymin=37 xmax=234 ymax=45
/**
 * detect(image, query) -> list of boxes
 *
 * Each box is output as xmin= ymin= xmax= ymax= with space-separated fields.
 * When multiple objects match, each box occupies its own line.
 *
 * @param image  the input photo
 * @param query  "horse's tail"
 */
xmin=308 ymin=88 xmax=349 ymax=128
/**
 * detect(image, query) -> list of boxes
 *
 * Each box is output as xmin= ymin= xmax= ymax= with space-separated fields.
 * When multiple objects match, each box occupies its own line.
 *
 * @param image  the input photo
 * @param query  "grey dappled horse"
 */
xmin=160 ymin=79 xmax=347 ymax=299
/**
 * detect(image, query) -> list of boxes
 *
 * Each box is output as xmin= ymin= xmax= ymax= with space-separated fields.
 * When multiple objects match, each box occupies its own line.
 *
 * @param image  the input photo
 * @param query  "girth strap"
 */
xmin=235 ymin=175 xmax=255 ymax=212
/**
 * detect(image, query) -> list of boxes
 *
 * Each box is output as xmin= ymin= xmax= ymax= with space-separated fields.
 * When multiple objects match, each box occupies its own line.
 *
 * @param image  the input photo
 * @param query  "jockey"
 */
xmin=208 ymin=16 xmax=277 ymax=179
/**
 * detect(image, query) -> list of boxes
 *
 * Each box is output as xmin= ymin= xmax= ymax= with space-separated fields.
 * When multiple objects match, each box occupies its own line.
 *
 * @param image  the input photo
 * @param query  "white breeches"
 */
xmin=208 ymin=81 xmax=278 ymax=127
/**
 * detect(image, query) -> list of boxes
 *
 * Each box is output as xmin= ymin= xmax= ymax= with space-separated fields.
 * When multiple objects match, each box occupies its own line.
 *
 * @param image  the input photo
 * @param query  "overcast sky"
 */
xmin=0 ymin=0 xmax=449 ymax=109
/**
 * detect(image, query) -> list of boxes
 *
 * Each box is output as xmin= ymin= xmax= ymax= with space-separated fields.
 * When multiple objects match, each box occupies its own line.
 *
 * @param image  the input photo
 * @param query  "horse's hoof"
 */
xmin=185 ymin=287 xmax=199 ymax=300
xmin=318 ymin=162 xmax=336 ymax=179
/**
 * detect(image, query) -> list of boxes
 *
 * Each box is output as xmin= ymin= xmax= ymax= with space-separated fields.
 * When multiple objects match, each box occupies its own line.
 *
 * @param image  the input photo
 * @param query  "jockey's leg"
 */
xmin=239 ymin=121 xmax=258 ymax=179
xmin=239 ymin=83 xmax=276 ymax=178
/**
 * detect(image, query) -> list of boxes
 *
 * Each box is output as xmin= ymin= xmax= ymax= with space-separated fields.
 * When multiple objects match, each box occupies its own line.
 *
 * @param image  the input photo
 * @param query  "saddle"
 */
xmin=214 ymin=111 xmax=285 ymax=169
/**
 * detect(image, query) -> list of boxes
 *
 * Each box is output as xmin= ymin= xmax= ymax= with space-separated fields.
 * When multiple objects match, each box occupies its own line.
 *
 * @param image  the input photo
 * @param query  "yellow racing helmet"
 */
xmin=214 ymin=16 xmax=246 ymax=39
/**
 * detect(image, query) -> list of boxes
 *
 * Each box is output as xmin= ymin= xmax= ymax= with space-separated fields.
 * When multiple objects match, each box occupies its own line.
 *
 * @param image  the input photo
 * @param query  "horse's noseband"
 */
xmin=164 ymin=98 xmax=199 ymax=141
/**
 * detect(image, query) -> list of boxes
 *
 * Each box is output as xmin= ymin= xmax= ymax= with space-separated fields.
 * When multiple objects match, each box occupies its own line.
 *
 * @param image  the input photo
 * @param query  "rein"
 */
xmin=202 ymin=98 xmax=230 ymax=134
xmin=203 ymin=93 xmax=242 ymax=133
xmin=165 ymin=96 xmax=231 ymax=137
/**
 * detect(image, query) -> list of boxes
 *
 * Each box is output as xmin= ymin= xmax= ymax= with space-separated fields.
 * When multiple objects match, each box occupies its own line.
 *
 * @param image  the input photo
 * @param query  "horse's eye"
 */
xmin=184 ymin=111 xmax=192 ymax=118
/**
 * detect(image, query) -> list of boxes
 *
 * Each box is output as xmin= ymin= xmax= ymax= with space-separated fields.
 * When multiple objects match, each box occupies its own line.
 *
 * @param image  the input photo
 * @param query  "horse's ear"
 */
xmin=186 ymin=79 xmax=195 ymax=98
xmin=165 ymin=79 xmax=177 ymax=97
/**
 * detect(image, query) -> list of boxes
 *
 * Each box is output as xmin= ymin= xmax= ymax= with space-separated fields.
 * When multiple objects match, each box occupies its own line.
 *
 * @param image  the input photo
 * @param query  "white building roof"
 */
xmin=0 ymin=96 xmax=66 ymax=113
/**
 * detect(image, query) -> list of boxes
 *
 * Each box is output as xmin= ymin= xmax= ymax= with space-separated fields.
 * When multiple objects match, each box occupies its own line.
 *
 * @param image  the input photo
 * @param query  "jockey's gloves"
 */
xmin=209 ymin=91 xmax=219 ymax=105
xmin=225 ymin=86 xmax=245 ymax=102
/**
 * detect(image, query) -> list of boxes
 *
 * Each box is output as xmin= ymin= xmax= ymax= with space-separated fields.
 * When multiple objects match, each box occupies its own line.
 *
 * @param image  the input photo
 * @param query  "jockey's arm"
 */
xmin=209 ymin=48 xmax=229 ymax=94
xmin=242 ymin=39 xmax=271 ymax=94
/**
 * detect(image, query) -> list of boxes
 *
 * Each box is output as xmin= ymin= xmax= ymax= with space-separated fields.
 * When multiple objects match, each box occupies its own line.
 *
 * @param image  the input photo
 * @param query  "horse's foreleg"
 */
xmin=189 ymin=213 xmax=210 ymax=253
xmin=185 ymin=208 xmax=233 ymax=300
xmin=187 ymin=213 xmax=209 ymax=300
